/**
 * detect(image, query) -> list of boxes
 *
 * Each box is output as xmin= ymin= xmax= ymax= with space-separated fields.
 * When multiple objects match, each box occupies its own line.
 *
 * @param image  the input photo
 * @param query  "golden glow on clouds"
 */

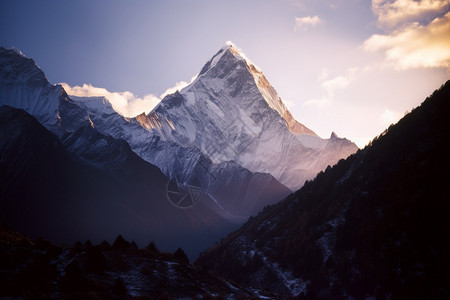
xmin=294 ymin=16 xmax=323 ymax=30
xmin=364 ymin=11 xmax=450 ymax=69
xmin=372 ymin=0 xmax=449 ymax=27
xmin=61 ymin=83 xmax=160 ymax=117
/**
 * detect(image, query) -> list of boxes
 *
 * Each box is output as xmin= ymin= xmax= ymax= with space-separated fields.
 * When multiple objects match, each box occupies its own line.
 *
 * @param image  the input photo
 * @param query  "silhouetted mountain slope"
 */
xmin=0 ymin=225 xmax=270 ymax=299
xmin=0 ymin=105 xmax=82 ymax=239
xmin=0 ymin=106 xmax=235 ymax=259
xmin=196 ymin=81 xmax=450 ymax=299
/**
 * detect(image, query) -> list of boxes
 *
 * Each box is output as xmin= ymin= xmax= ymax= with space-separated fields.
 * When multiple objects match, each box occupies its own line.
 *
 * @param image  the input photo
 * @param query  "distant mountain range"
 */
xmin=0 ymin=44 xmax=356 ymax=239
xmin=196 ymin=81 xmax=450 ymax=299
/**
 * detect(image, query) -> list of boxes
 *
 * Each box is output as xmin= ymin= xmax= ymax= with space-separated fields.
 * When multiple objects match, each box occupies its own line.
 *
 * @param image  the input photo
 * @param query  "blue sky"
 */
xmin=1 ymin=0 xmax=449 ymax=147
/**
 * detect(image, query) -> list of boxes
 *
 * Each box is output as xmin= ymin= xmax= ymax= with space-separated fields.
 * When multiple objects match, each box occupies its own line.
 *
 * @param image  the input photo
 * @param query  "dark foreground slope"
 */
xmin=0 ymin=225 xmax=267 ymax=299
xmin=0 ymin=106 xmax=235 ymax=259
xmin=196 ymin=81 xmax=450 ymax=299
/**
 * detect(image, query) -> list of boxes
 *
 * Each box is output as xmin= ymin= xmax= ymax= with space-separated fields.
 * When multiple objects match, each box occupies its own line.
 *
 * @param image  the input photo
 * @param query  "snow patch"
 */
xmin=253 ymin=249 xmax=309 ymax=297
xmin=316 ymin=203 xmax=349 ymax=263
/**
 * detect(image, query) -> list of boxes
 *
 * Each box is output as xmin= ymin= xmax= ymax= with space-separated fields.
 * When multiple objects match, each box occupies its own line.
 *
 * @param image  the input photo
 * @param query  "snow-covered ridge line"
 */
xmin=1 ymin=44 xmax=357 ymax=197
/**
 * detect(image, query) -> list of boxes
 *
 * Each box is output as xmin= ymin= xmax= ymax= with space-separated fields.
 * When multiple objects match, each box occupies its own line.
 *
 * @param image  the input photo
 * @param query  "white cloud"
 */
xmin=322 ymin=75 xmax=351 ymax=94
xmin=317 ymin=68 xmax=329 ymax=81
xmin=303 ymin=97 xmax=332 ymax=109
xmin=304 ymin=68 xmax=356 ymax=110
xmin=321 ymin=68 xmax=356 ymax=97
xmin=289 ymin=0 xmax=305 ymax=9
xmin=61 ymin=83 xmax=161 ymax=117
xmin=351 ymin=136 xmax=373 ymax=149
xmin=372 ymin=0 xmax=450 ymax=28
xmin=364 ymin=11 xmax=450 ymax=69
xmin=295 ymin=16 xmax=323 ymax=30
xmin=160 ymin=74 xmax=198 ymax=99
xmin=380 ymin=108 xmax=402 ymax=126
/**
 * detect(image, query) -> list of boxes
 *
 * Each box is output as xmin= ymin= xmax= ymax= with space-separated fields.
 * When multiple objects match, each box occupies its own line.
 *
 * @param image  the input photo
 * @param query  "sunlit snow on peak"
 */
xmin=225 ymin=41 xmax=262 ymax=72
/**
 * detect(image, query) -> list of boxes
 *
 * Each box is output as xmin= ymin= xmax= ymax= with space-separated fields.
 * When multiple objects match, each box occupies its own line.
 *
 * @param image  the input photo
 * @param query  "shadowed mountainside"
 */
xmin=0 ymin=224 xmax=271 ymax=299
xmin=0 ymin=105 xmax=235 ymax=259
xmin=196 ymin=81 xmax=450 ymax=299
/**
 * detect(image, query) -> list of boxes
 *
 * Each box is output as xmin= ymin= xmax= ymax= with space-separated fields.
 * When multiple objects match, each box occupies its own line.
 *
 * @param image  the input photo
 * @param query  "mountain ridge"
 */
xmin=0 ymin=105 xmax=236 ymax=259
xmin=227 ymin=44 xmax=317 ymax=136
xmin=0 ymin=47 xmax=91 ymax=135
xmin=182 ymin=44 xmax=316 ymax=136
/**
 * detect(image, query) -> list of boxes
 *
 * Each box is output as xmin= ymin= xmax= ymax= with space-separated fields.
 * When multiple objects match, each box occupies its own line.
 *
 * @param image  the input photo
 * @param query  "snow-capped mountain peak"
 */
xmin=146 ymin=44 xmax=358 ymax=190
xmin=0 ymin=47 xmax=91 ymax=134
xmin=185 ymin=44 xmax=316 ymax=136
xmin=0 ymin=47 xmax=49 ymax=86
xmin=239 ymin=52 xmax=317 ymax=136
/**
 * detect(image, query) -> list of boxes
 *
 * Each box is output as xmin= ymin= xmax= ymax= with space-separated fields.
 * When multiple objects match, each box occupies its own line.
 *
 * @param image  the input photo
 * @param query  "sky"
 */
xmin=1 ymin=0 xmax=449 ymax=148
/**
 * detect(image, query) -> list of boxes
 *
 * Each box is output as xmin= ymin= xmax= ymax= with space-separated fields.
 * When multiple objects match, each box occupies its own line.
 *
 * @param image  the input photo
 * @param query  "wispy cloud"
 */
xmin=304 ymin=68 xmax=356 ymax=110
xmin=160 ymin=74 xmax=198 ymax=99
xmin=317 ymin=68 xmax=329 ymax=81
xmin=321 ymin=68 xmax=356 ymax=97
xmin=61 ymin=83 xmax=160 ymax=117
xmin=294 ymin=16 xmax=323 ymax=30
xmin=322 ymin=75 xmax=352 ymax=96
xmin=351 ymin=137 xmax=373 ymax=149
xmin=303 ymin=97 xmax=332 ymax=109
xmin=289 ymin=0 xmax=305 ymax=9
xmin=380 ymin=108 xmax=402 ymax=126
xmin=364 ymin=11 xmax=450 ymax=69
xmin=372 ymin=0 xmax=449 ymax=28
